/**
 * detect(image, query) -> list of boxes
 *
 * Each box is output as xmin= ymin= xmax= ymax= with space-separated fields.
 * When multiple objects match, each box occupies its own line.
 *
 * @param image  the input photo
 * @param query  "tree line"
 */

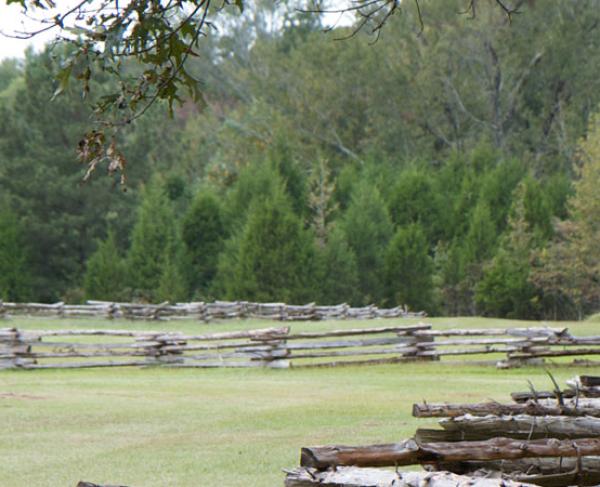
xmin=0 ymin=0 xmax=599 ymax=319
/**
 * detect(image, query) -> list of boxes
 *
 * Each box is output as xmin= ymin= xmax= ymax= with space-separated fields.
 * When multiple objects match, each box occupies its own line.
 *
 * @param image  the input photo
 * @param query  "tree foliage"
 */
xmin=84 ymin=229 xmax=127 ymax=301
xmin=1 ymin=0 xmax=600 ymax=319
xmin=0 ymin=203 xmax=31 ymax=301
xmin=531 ymin=115 xmax=600 ymax=318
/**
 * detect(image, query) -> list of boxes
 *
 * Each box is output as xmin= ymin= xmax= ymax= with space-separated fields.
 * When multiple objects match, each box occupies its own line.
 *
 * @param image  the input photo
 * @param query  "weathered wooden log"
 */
xmin=19 ymin=350 xmax=151 ymax=359
xmin=166 ymin=358 xmax=290 ymax=368
xmin=511 ymin=391 xmax=575 ymax=403
xmin=565 ymin=376 xmax=600 ymax=397
xmin=414 ymin=328 xmax=568 ymax=338
xmin=300 ymin=437 xmax=600 ymax=469
xmin=435 ymin=457 xmax=600 ymax=487
xmin=292 ymin=356 xmax=415 ymax=368
xmin=76 ymin=481 xmax=130 ymax=487
xmin=579 ymin=375 xmax=600 ymax=387
xmin=284 ymin=467 xmax=537 ymax=487
xmin=286 ymin=324 xmax=431 ymax=339
xmin=418 ymin=346 xmax=529 ymax=357
xmin=417 ymin=414 xmax=600 ymax=442
xmin=285 ymin=336 xmax=415 ymax=350
xmin=428 ymin=337 xmax=548 ymax=347
xmin=23 ymin=359 xmax=157 ymax=369
xmin=412 ymin=400 xmax=600 ymax=418
xmin=510 ymin=348 xmax=600 ymax=359
xmin=535 ymin=397 xmax=600 ymax=408
xmin=284 ymin=346 xmax=418 ymax=360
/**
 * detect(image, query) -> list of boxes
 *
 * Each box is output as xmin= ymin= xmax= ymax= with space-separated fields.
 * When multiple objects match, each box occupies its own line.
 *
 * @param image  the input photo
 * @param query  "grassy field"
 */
xmin=1 ymin=316 xmax=600 ymax=487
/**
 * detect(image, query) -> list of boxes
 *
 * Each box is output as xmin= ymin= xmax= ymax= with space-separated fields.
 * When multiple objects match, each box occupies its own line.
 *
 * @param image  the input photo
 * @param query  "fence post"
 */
xmin=0 ymin=328 xmax=34 ymax=369
xmin=0 ymin=301 xmax=5 ymax=320
xmin=402 ymin=327 xmax=437 ymax=361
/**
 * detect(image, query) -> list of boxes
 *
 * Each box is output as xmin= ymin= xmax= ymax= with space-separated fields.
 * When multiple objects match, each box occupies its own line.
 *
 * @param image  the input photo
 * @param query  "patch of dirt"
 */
xmin=0 ymin=392 xmax=46 ymax=400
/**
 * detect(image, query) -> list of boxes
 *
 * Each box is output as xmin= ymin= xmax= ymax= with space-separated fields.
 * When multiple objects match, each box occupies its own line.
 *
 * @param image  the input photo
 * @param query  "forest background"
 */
xmin=0 ymin=0 xmax=599 ymax=321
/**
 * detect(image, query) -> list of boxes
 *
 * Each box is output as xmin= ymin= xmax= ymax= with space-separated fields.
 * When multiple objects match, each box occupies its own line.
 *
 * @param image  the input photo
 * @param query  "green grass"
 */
xmin=1 ymin=316 xmax=600 ymax=487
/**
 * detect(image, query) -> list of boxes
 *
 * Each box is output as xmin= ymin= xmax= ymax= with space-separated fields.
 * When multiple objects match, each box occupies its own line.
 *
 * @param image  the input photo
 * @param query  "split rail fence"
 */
xmin=0 ymin=300 xmax=425 ymax=321
xmin=2 ymin=323 xmax=599 ymax=370
xmin=286 ymin=375 xmax=600 ymax=487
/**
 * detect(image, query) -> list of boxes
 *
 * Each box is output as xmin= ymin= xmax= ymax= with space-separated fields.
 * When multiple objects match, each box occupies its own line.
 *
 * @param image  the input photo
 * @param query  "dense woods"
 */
xmin=0 ymin=0 xmax=599 ymax=319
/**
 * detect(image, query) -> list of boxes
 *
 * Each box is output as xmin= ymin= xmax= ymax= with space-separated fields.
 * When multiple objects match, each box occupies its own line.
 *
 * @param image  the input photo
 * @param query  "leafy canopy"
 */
xmin=3 ymin=0 xmax=526 ymax=180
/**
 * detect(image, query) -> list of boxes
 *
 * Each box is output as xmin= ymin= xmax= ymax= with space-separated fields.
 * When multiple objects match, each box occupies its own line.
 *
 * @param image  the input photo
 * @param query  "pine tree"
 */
xmin=84 ymin=229 xmax=127 ymax=301
xmin=385 ymin=223 xmax=434 ymax=312
xmin=0 ymin=205 xmax=31 ymax=301
xmin=388 ymin=168 xmax=444 ymax=243
xmin=475 ymin=183 xmax=539 ymax=318
xmin=315 ymin=227 xmax=360 ymax=305
xmin=217 ymin=183 xmax=317 ymax=303
xmin=340 ymin=182 xmax=393 ymax=305
xmin=156 ymin=247 xmax=188 ymax=303
xmin=464 ymin=199 xmax=497 ymax=263
xmin=126 ymin=178 xmax=179 ymax=301
xmin=181 ymin=189 xmax=226 ymax=297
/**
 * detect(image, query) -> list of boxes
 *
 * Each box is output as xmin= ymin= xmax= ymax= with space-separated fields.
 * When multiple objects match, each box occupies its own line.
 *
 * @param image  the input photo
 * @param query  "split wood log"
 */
xmin=417 ymin=414 xmax=600 ymax=442
xmin=412 ymin=400 xmax=600 ymax=418
xmin=579 ymin=376 xmax=600 ymax=387
xmin=440 ymin=456 xmax=600 ymax=475
xmin=414 ymin=328 xmax=568 ymax=338
xmin=76 ymin=482 xmax=130 ymax=487
xmin=434 ymin=457 xmax=600 ymax=487
xmin=18 ymin=350 xmax=151 ymax=359
xmin=291 ymin=356 xmax=415 ymax=368
xmin=535 ymin=398 xmax=600 ymax=408
xmin=300 ymin=437 xmax=600 ymax=469
xmin=23 ymin=359 xmax=157 ymax=369
xmin=283 ymin=346 xmax=418 ymax=360
xmin=510 ymin=349 xmax=600 ymax=359
xmin=418 ymin=346 xmax=529 ymax=357
xmin=284 ymin=467 xmax=538 ymax=487
xmin=166 ymin=359 xmax=290 ymax=368
xmin=511 ymin=391 xmax=575 ymax=403
xmin=566 ymin=376 xmax=600 ymax=397
xmin=284 ymin=336 xmax=415 ymax=350
xmin=285 ymin=324 xmax=431 ymax=340
xmin=152 ymin=327 xmax=289 ymax=342
xmin=426 ymin=337 xmax=548 ymax=347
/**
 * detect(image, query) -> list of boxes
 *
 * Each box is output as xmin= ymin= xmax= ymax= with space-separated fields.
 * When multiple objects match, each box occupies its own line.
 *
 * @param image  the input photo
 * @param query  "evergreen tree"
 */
xmin=217 ymin=183 xmax=317 ymax=303
xmin=531 ymin=115 xmax=600 ymax=318
xmin=340 ymin=182 xmax=393 ymax=305
xmin=475 ymin=183 xmax=539 ymax=318
xmin=83 ymin=229 xmax=127 ymax=301
xmin=0 ymin=49 xmax=137 ymax=300
xmin=464 ymin=199 xmax=497 ymax=263
xmin=0 ymin=205 xmax=31 ymax=301
xmin=384 ymin=224 xmax=434 ymax=312
xmin=223 ymin=162 xmax=281 ymax=227
xmin=126 ymin=178 xmax=180 ymax=301
xmin=388 ymin=168 xmax=444 ymax=243
xmin=181 ymin=189 xmax=226 ymax=296
xmin=315 ymin=227 xmax=360 ymax=305
xmin=156 ymin=247 xmax=188 ymax=303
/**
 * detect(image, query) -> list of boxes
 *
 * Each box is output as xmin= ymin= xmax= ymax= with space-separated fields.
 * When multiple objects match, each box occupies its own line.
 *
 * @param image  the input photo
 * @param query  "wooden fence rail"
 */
xmin=1 ymin=323 xmax=600 ymax=370
xmin=0 ymin=300 xmax=425 ymax=322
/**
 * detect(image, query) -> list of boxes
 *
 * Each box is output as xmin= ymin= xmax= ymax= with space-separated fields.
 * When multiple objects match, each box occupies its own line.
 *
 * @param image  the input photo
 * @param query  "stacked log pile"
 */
xmin=0 ymin=300 xmax=425 ymax=321
xmin=286 ymin=376 xmax=600 ymax=487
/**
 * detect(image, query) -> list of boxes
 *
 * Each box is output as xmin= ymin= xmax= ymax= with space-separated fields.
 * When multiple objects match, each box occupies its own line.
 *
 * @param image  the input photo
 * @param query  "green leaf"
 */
xmin=51 ymin=63 xmax=73 ymax=101
xmin=234 ymin=0 xmax=244 ymax=13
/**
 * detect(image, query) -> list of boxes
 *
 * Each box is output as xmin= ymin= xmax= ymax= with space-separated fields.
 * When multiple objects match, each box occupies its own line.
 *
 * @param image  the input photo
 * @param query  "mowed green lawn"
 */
xmin=1 ymin=316 xmax=600 ymax=487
